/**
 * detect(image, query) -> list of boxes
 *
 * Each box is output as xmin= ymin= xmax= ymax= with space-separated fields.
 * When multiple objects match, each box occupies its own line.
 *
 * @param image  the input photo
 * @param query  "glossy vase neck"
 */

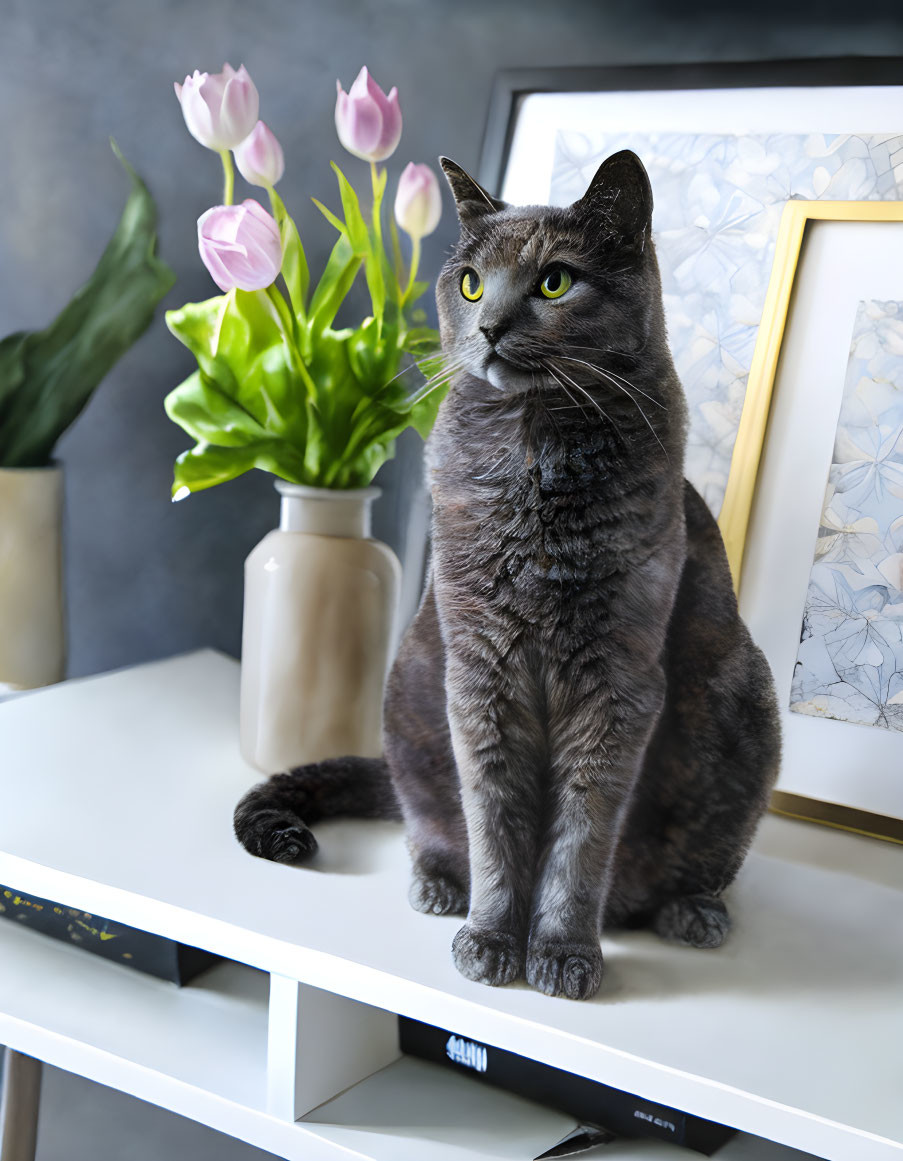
xmin=275 ymin=482 xmax=380 ymax=538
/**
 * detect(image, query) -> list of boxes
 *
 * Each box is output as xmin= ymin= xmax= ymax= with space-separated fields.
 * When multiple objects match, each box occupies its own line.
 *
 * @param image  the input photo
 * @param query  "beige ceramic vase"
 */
xmin=240 ymin=482 xmax=402 ymax=774
xmin=0 ymin=465 xmax=65 ymax=692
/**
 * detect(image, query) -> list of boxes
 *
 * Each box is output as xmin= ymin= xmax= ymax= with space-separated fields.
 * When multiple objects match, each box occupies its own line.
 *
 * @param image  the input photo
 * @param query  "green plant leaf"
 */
xmin=164 ymin=370 xmax=271 ymax=448
xmin=406 ymin=279 xmax=430 ymax=306
xmin=307 ymin=234 xmax=364 ymax=334
xmin=365 ymin=165 xmax=389 ymax=324
xmin=165 ymin=284 xmax=319 ymax=496
xmin=330 ymin=162 xmax=369 ymax=254
xmin=331 ymin=162 xmax=386 ymax=326
xmin=0 ymin=143 xmax=175 ymax=467
xmin=269 ymin=190 xmax=309 ymax=322
xmin=311 ymin=198 xmax=347 ymax=237
xmin=172 ymin=438 xmax=309 ymax=495
xmin=388 ymin=215 xmax=405 ymax=301
xmin=347 ymin=315 xmax=402 ymax=400
xmin=166 ymin=296 xmax=236 ymax=390
xmin=167 ymin=288 xmax=307 ymax=429
xmin=0 ymin=332 xmax=28 ymax=415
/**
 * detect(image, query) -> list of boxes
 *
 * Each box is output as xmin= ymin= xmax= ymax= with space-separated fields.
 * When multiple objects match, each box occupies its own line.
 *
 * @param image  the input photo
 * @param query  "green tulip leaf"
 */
xmin=407 ymin=279 xmax=430 ymax=306
xmin=311 ymin=198 xmax=347 ymax=237
xmin=270 ymin=190 xmax=309 ymax=321
xmin=167 ymin=289 xmax=307 ymax=431
xmin=164 ymin=370 xmax=271 ymax=448
xmin=329 ymin=165 xmax=366 ymax=248
xmin=172 ymin=438 xmax=309 ymax=495
xmin=308 ymin=234 xmax=364 ymax=334
xmin=321 ymin=163 xmax=387 ymax=327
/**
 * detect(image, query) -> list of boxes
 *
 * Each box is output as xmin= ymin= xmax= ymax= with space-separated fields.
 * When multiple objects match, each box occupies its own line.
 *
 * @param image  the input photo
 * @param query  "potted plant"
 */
xmin=166 ymin=64 xmax=449 ymax=773
xmin=0 ymin=147 xmax=174 ymax=692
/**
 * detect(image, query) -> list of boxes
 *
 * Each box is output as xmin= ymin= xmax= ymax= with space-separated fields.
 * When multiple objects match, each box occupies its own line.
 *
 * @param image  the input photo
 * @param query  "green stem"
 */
xmin=402 ymin=235 xmax=421 ymax=305
xmin=265 ymin=284 xmax=317 ymax=401
xmin=370 ymin=162 xmax=384 ymax=249
xmin=220 ymin=150 xmax=234 ymax=205
xmin=370 ymin=161 xmax=387 ymax=337
xmin=389 ymin=215 xmax=404 ymax=286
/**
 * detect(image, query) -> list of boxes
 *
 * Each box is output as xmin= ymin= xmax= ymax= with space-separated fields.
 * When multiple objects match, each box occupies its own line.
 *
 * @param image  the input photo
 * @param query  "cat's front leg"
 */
xmin=527 ymin=666 xmax=665 ymax=1000
xmin=444 ymin=649 xmax=545 ymax=988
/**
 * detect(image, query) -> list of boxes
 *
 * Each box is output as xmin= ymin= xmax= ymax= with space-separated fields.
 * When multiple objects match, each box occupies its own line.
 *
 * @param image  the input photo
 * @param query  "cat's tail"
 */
xmin=233 ymin=757 xmax=402 ymax=863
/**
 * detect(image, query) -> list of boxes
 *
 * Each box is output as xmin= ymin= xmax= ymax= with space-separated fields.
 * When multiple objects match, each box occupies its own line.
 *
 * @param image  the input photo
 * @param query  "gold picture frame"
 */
xmin=718 ymin=200 xmax=903 ymax=845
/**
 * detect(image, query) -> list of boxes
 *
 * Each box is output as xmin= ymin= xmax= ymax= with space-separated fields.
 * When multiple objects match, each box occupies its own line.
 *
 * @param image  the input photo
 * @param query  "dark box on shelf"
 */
xmin=399 ymin=1016 xmax=734 ymax=1156
xmin=0 ymin=884 xmax=219 ymax=985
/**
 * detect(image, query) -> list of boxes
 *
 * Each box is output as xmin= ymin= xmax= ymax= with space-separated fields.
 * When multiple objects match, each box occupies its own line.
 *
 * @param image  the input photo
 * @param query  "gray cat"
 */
xmin=234 ymin=151 xmax=781 ymax=1002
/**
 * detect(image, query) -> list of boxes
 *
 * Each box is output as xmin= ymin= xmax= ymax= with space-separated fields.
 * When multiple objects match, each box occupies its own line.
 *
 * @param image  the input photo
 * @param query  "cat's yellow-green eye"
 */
xmin=460 ymin=269 xmax=483 ymax=302
xmin=540 ymin=267 xmax=572 ymax=300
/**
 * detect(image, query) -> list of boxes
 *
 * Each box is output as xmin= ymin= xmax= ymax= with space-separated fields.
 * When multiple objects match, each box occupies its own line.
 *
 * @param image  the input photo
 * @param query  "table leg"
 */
xmin=0 ymin=1049 xmax=42 ymax=1161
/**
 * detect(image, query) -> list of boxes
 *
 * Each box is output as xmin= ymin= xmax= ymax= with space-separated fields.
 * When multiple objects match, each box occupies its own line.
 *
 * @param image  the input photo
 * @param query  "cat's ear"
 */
xmin=439 ymin=157 xmax=506 ymax=225
xmin=576 ymin=150 xmax=652 ymax=242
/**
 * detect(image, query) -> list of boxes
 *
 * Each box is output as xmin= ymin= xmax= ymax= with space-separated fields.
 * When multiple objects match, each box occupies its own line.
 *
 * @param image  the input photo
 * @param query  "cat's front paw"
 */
xmin=526 ymin=938 xmax=604 ymax=1000
xmin=234 ymin=806 xmax=317 ymax=863
xmin=452 ymin=924 xmax=523 ymax=987
xmin=409 ymin=867 xmax=469 ymax=916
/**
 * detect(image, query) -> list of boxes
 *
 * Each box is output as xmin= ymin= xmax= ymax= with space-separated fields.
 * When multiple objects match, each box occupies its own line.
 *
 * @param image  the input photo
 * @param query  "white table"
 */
xmin=0 ymin=650 xmax=900 ymax=1161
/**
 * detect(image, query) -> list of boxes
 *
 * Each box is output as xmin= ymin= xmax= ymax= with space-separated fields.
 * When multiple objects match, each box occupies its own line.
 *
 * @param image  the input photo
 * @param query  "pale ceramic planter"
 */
xmin=240 ymin=483 xmax=401 ymax=774
xmin=0 ymin=465 xmax=65 ymax=692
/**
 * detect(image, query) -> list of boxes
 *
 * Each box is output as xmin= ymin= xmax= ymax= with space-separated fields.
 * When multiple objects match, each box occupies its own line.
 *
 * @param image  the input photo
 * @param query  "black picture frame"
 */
xmin=477 ymin=57 xmax=903 ymax=196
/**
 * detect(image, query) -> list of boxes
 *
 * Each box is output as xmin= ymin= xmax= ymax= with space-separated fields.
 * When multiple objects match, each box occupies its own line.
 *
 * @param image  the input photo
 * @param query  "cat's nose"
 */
xmin=480 ymin=322 xmax=509 ymax=347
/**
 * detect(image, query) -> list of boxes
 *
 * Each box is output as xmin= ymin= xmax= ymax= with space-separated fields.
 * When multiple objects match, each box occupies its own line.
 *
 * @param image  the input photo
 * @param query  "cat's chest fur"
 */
xmin=428 ymin=393 xmax=678 ymax=629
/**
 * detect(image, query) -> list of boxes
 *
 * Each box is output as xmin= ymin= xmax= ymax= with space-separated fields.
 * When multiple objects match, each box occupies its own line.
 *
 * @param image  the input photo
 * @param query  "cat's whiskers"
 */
xmin=541 ymin=365 xmax=591 ymax=423
xmin=552 ymin=356 xmax=669 ymax=463
xmin=379 ymin=353 xmax=467 ymax=399
xmin=557 ymin=356 xmax=666 ymax=410
xmin=542 ymin=361 xmax=621 ymax=438
xmin=568 ymin=341 xmax=650 ymax=360
xmin=415 ymin=356 xmax=469 ymax=395
xmin=381 ymin=354 xmax=447 ymax=388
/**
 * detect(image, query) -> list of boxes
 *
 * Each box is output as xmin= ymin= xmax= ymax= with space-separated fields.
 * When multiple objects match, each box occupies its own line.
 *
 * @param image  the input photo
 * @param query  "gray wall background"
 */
xmin=4 ymin=0 xmax=903 ymax=679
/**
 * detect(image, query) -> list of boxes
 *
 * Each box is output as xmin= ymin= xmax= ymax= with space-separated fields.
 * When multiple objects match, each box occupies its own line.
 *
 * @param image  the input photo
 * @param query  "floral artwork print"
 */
xmin=550 ymin=131 xmax=903 ymax=515
xmin=791 ymin=300 xmax=903 ymax=732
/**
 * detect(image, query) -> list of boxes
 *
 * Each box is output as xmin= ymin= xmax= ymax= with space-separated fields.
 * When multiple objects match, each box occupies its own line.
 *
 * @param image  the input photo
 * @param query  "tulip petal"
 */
xmin=350 ymin=66 xmax=371 ymax=99
xmin=175 ymin=63 xmax=259 ymax=151
xmin=335 ymin=67 xmax=402 ymax=162
xmin=234 ymin=120 xmax=285 ymax=187
xmin=394 ymin=162 xmax=441 ymax=239
xmin=197 ymin=200 xmax=282 ymax=293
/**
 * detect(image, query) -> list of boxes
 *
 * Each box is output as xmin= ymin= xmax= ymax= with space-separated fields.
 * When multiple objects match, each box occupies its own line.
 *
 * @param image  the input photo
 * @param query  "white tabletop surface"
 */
xmin=1 ymin=650 xmax=901 ymax=1159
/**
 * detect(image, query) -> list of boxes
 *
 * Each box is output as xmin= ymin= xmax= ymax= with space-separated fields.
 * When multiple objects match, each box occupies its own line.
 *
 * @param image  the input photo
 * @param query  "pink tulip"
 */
xmin=335 ymin=67 xmax=402 ymax=163
xmin=175 ymin=63 xmax=259 ymax=151
xmin=197 ymin=200 xmax=282 ymax=292
xmin=234 ymin=120 xmax=285 ymax=188
xmin=394 ymin=163 xmax=442 ymax=239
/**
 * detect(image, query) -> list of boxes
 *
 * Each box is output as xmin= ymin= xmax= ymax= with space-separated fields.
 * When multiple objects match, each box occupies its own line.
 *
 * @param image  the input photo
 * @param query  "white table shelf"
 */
xmin=0 ymin=915 xmax=818 ymax=1161
xmin=0 ymin=919 xmax=268 ymax=1117
xmin=1 ymin=651 xmax=901 ymax=1161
